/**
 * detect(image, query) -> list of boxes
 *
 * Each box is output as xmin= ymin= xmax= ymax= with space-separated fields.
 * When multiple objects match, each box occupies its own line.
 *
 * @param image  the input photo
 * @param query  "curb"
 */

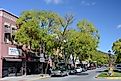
xmin=106 ymin=77 xmax=121 ymax=79
xmin=95 ymin=76 xmax=121 ymax=79
xmin=95 ymin=72 xmax=121 ymax=79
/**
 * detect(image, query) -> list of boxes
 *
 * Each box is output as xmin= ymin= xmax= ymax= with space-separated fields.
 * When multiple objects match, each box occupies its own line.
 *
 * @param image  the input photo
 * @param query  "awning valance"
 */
xmin=4 ymin=58 xmax=22 ymax=62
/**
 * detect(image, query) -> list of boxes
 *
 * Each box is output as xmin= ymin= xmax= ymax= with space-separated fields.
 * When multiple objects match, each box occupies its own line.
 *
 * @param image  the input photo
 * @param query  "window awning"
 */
xmin=4 ymin=58 xmax=22 ymax=62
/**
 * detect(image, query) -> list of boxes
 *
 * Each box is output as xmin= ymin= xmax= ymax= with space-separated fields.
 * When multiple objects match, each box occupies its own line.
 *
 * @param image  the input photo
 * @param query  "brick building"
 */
xmin=0 ymin=9 xmax=20 ymax=77
xmin=0 ymin=9 xmax=51 ymax=78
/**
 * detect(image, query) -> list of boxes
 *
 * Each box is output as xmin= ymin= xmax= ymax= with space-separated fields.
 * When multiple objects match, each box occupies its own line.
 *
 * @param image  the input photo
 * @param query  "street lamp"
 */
xmin=108 ymin=50 xmax=113 ymax=76
xmin=108 ymin=50 xmax=111 ymax=67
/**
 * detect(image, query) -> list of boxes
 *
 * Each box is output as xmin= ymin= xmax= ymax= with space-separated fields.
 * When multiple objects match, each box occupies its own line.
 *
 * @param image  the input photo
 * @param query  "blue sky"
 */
xmin=0 ymin=0 xmax=121 ymax=53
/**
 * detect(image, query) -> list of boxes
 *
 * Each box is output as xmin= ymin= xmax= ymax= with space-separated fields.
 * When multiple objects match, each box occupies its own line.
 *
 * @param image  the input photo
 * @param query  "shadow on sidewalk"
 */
xmin=76 ymin=73 xmax=89 ymax=76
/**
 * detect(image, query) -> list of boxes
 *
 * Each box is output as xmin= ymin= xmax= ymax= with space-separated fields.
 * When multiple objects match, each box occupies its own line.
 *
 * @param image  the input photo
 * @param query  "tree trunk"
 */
xmin=22 ymin=54 xmax=27 ymax=76
xmin=45 ymin=62 xmax=49 ymax=74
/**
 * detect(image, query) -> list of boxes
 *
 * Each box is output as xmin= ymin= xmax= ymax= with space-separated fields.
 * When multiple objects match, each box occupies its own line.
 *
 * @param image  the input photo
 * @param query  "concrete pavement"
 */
xmin=0 ymin=74 xmax=50 ymax=81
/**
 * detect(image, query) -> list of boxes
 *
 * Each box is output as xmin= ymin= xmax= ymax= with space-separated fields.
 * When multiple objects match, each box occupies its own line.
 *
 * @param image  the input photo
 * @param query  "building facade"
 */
xmin=0 ymin=9 xmax=20 ymax=77
xmin=0 ymin=9 xmax=52 ymax=78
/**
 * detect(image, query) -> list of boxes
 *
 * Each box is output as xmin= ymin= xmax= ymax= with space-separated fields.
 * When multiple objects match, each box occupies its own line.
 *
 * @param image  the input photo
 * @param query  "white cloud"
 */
xmin=92 ymin=2 xmax=96 ymax=5
xmin=81 ymin=1 xmax=85 ymax=4
xmin=44 ymin=0 xmax=62 ymax=4
xmin=80 ymin=0 xmax=96 ymax=6
xmin=117 ymin=24 xmax=121 ymax=29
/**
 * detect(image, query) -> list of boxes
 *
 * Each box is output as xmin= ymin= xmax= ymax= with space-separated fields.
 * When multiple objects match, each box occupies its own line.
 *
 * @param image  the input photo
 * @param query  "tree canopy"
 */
xmin=14 ymin=10 xmax=109 ymax=64
xmin=112 ymin=39 xmax=121 ymax=63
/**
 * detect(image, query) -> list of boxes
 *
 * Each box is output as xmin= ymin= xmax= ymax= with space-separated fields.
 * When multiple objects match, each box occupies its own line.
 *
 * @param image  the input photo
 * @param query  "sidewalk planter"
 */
xmin=96 ymin=72 xmax=121 ymax=79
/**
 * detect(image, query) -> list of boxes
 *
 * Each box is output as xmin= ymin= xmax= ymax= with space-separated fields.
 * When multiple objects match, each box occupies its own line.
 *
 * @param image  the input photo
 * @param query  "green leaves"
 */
xmin=72 ymin=19 xmax=99 ymax=61
xmin=112 ymin=39 xmax=121 ymax=63
xmin=112 ymin=39 xmax=121 ymax=54
xmin=15 ymin=10 xmax=104 ymax=63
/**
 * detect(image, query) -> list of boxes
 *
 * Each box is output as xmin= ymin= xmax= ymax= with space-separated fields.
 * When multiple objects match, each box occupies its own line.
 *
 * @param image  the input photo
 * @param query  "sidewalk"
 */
xmin=0 ymin=74 xmax=50 ymax=81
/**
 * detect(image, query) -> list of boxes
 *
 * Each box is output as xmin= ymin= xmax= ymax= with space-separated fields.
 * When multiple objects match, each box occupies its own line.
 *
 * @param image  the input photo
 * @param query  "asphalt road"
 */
xmin=34 ymin=67 xmax=121 ymax=81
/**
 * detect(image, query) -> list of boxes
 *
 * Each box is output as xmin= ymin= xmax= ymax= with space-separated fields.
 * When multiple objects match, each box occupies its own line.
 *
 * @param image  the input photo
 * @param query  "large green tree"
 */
xmin=91 ymin=50 xmax=108 ymax=65
xmin=15 ymin=10 xmax=104 ymax=71
xmin=15 ymin=10 xmax=62 ymax=52
xmin=15 ymin=10 xmax=63 ymax=74
xmin=112 ymin=39 xmax=121 ymax=63
xmin=76 ymin=19 xmax=100 ymax=61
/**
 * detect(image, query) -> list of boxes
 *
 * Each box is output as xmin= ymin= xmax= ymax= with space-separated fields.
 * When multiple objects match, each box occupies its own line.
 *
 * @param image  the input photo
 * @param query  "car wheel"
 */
xmin=61 ymin=74 xmax=63 ymax=77
xmin=60 ymin=74 xmax=63 ymax=77
xmin=66 ymin=73 xmax=69 ymax=76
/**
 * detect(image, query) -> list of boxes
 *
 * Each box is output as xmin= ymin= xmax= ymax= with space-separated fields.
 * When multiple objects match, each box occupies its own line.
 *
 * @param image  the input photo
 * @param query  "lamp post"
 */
xmin=108 ymin=50 xmax=111 ymax=67
xmin=108 ymin=50 xmax=113 ymax=76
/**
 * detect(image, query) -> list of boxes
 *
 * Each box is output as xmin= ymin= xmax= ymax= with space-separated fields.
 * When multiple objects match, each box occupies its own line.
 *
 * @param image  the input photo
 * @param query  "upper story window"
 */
xmin=4 ymin=22 xmax=11 ymax=33
xmin=4 ymin=25 xmax=9 ymax=28
xmin=4 ymin=33 xmax=12 ymax=44
xmin=4 ymin=22 xmax=18 ymax=45
xmin=4 ymin=22 xmax=10 ymax=28
xmin=11 ymin=26 xmax=17 ymax=34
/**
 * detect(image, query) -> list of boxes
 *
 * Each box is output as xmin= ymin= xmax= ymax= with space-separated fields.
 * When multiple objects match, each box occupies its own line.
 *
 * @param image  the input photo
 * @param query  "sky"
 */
xmin=0 ymin=0 xmax=121 ymax=53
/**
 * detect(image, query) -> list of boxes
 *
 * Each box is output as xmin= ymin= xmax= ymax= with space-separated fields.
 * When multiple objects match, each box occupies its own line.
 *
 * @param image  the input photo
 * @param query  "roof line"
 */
xmin=0 ymin=8 xmax=18 ymax=18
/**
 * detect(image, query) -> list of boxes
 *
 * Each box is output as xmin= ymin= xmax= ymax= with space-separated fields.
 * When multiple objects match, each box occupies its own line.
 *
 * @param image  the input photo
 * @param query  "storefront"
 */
xmin=2 ymin=53 xmax=44 ymax=77
xmin=2 ymin=57 xmax=22 ymax=77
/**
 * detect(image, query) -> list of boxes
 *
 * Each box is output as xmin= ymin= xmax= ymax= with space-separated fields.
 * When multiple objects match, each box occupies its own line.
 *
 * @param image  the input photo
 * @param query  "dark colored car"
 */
xmin=51 ymin=68 xmax=68 ymax=77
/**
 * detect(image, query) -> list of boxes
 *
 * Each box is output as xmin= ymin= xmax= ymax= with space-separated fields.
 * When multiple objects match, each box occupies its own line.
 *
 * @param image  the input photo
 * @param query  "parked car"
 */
xmin=87 ymin=63 xmax=96 ymax=70
xmin=75 ymin=67 xmax=82 ymax=73
xmin=115 ymin=64 xmax=121 ymax=72
xmin=82 ymin=67 xmax=87 ymax=72
xmin=50 ymin=68 xmax=68 ymax=77
xmin=68 ymin=68 xmax=76 ymax=75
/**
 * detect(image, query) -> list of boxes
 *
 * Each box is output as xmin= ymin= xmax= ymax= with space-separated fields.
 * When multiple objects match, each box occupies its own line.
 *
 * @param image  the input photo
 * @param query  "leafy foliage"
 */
xmin=15 ymin=10 xmax=107 ymax=64
xmin=112 ymin=39 xmax=121 ymax=63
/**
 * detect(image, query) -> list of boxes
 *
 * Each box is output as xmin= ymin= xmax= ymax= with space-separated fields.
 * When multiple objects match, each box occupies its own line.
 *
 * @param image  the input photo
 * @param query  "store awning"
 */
xmin=4 ymin=58 xmax=22 ymax=62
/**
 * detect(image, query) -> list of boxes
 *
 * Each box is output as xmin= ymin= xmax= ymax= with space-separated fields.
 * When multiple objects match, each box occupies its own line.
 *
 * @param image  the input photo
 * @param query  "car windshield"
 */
xmin=76 ymin=67 xmax=80 ymax=69
xmin=60 ymin=68 xmax=66 ymax=71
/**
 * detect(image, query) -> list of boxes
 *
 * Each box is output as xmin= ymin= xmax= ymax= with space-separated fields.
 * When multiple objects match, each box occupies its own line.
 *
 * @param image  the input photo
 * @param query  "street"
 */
xmin=1 ymin=67 xmax=121 ymax=81
xmin=33 ymin=68 xmax=121 ymax=81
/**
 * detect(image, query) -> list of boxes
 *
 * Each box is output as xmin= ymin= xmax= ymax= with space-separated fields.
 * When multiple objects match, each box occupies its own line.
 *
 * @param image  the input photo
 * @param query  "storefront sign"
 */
xmin=8 ymin=47 xmax=19 ymax=56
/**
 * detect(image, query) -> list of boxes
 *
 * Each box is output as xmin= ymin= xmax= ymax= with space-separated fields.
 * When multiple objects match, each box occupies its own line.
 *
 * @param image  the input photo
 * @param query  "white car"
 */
xmin=116 ymin=64 xmax=121 ymax=72
xmin=75 ymin=67 xmax=82 ymax=73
